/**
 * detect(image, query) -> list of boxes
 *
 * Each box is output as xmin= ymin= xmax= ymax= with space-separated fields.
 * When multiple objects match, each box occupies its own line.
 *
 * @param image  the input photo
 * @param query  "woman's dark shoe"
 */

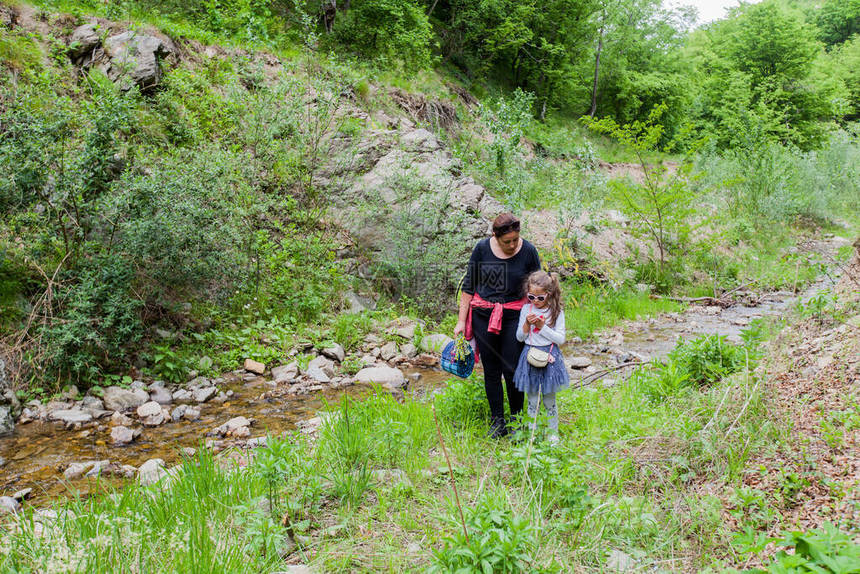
xmin=488 ymin=417 xmax=509 ymax=438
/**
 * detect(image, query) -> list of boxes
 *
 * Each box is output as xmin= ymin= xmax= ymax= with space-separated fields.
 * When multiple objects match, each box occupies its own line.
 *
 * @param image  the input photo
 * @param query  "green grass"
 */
xmin=563 ymin=282 xmax=683 ymax=340
xmin=5 ymin=325 xmax=859 ymax=572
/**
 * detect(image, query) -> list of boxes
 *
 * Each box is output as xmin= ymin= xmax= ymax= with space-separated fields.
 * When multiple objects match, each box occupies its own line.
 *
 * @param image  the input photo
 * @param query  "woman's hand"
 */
xmin=454 ymin=320 xmax=466 ymax=337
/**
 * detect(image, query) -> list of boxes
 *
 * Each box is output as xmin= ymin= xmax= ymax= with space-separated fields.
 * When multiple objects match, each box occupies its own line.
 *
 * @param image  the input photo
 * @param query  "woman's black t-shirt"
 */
xmin=462 ymin=238 xmax=541 ymax=304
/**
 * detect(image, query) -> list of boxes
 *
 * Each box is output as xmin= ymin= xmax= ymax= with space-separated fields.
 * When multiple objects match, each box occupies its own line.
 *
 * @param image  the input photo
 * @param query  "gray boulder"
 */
xmin=111 ymin=425 xmax=140 ymax=445
xmin=419 ymin=334 xmax=453 ymax=354
xmin=271 ymin=362 xmax=299 ymax=383
xmin=138 ymin=458 xmax=168 ymax=485
xmin=103 ymin=386 xmax=147 ymax=412
xmin=306 ymin=356 xmax=334 ymax=384
xmin=99 ymin=31 xmax=175 ymax=91
xmin=354 ymin=366 xmax=406 ymax=390
xmin=68 ymin=23 xmax=100 ymax=59
xmin=193 ymin=386 xmax=217 ymax=403
xmin=0 ymin=406 xmax=13 ymax=437
xmin=0 ymin=496 xmax=21 ymax=515
xmin=379 ymin=341 xmax=398 ymax=361
xmin=64 ymin=461 xmax=96 ymax=480
xmin=49 ymin=409 xmax=93 ymax=425
xmin=320 ymin=344 xmax=346 ymax=363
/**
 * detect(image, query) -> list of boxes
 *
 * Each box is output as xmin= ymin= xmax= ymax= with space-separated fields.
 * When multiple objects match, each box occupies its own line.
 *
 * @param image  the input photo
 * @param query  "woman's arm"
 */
xmin=538 ymin=310 xmax=566 ymax=345
xmin=454 ymin=291 xmax=473 ymax=336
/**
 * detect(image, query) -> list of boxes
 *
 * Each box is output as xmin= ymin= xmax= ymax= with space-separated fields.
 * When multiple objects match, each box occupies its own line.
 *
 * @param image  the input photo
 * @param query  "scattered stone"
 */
xmin=138 ymin=458 xmax=168 ymax=485
xmin=213 ymin=416 xmax=253 ymax=438
xmin=136 ymin=401 xmax=162 ymax=419
xmin=111 ymin=425 xmax=141 ymax=445
xmin=320 ymin=343 xmax=346 ymax=362
xmin=60 ymin=385 xmax=80 ymax=400
xmin=12 ymin=488 xmax=32 ymax=502
xmin=420 ymin=333 xmax=452 ymax=353
xmin=394 ymin=321 xmax=417 ymax=340
xmin=407 ymin=542 xmax=421 ymax=554
xmin=408 ymin=372 xmax=422 ymax=382
xmin=186 ymin=376 xmax=210 ymax=389
xmin=401 ymin=343 xmax=418 ymax=359
xmin=170 ymin=405 xmax=188 ymax=422
xmin=414 ymin=353 xmax=438 ymax=368
xmin=85 ymin=460 xmax=110 ymax=478
xmin=212 ymin=391 xmax=229 ymax=404
xmin=568 ymin=356 xmax=592 ymax=369
xmin=172 ymin=388 xmax=192 ymax=402
xmin=49 ymin=409 xmax=93 ymax=425
xmin=103 ymin=386 xmax=148 ymax=412
xmin=380 ymin=341 xmax=398 ymax=361
xmin=182 ymin=447 xmax=197 ymax=458
xmin=64 ymin=461 xmax=95 ymax=480
xmin=244 ymin=358 xmax=266 ymax=375
xmin=271 ymin=362 xmax=299 ymax=383
xmin=246 ymin=436 xmax=268 ymax=448
xmin=193 ymin=386 xmax=217 ymax=403
xmin=0 ymin=496 xmax=21 ymax=515
xmin=354 ymin=366 xmax=406 ymax=390
xmin=306 ymin=356 xmax=335 ymax=384
xmin=0 ymin=455 xmax=5 ymax=467
xmin=149 ymin=386 xmax=173 ymax=405
xmin=183 ymin=407 xmax=201 ymax=421
xmin=111 ymin=411 xmax=134 ymax=426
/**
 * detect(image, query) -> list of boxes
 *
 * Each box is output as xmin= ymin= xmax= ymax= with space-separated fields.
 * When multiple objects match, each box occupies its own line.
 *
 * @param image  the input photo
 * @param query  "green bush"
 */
xmin=39 ymin=255 xmax=143 ymax=384
xmin=429 ymin=492 xmax=548 ymax=574
xmin=636 ymin=334 xmax=746 ymax=401
xmin=433 ymin=375 xmax=489 ymax=426
xmin=742 ymin=523 xmax=860 ymax=573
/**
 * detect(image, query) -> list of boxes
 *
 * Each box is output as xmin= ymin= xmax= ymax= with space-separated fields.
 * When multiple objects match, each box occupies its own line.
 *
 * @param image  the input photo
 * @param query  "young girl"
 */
xmin=514 ymin=271 xmax=569 ymax=444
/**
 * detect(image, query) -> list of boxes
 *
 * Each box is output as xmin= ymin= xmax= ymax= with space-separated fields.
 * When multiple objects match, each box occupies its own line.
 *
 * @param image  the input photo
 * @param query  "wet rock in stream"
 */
xmin=138 ymin=458 xmax=168 ymax=485
xmin=103 ymin=386 xmax=148 ymax=412
xmin=111 ymin=425 xmax=141 ymax=445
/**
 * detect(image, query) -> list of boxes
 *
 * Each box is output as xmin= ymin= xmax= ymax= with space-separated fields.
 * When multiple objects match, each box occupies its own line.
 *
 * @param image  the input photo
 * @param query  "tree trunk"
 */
xmin=588 ymin=25 xmax=604 ymax=118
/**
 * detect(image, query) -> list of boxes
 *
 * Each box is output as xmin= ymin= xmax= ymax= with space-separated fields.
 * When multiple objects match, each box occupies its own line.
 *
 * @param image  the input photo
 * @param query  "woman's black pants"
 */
xmin=471 ymin=308 xmax=524 ymax=421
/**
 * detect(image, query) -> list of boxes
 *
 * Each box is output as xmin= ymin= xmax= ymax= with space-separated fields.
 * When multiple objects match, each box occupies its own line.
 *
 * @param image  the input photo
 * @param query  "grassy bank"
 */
xmin=6 ymin=321 xmax=858 ymax=572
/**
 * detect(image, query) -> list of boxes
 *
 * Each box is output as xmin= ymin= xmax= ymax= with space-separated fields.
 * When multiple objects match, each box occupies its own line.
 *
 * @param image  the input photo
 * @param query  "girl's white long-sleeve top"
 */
xmin=515 ymin=303 xmax=566 ymax=346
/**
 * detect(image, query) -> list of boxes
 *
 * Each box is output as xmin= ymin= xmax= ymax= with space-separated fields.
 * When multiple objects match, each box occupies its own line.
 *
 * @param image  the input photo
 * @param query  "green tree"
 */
xmin=689 ymin=0 xmax=840 ymax=149
xmin=584 ymin=104 xmax=702 ymax=274
xmin=812 ymin=0 xmax=860 ymax=48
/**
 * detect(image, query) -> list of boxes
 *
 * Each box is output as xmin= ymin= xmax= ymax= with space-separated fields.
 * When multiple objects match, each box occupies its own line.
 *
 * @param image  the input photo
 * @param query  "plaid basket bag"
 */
xmin=440 ymin=337 xmax=475 ymax=378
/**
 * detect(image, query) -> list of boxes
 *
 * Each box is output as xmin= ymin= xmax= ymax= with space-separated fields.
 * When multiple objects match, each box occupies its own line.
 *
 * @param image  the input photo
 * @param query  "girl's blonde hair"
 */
xmin=525 ymin=270 xmax=562 ymax=327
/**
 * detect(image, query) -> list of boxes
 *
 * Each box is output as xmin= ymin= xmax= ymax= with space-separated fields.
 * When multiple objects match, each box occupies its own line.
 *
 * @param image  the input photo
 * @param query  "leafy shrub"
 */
xmin=637 ymin=335 xmax=746 ymax=401
xmin=429 ymin=493 xmax=548 ymax=574
xmin=434 ymin=375 xmax=489 ymax=426
xmin=39 ymin=256 xmax=143 ymax=384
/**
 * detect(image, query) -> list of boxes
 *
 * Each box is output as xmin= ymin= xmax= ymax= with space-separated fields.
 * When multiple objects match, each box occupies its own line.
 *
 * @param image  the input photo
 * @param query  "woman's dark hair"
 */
xmin=525 ymin=270 xmax=563 ymax=327
xmin=492 ymin=213 xmax=520 ymax=237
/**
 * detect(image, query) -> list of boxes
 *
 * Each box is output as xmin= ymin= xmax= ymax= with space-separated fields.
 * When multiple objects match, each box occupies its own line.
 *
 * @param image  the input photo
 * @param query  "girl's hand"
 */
xmin=533 ymin=316 xmax=546 ymax=330
xmin=526 ymin=313 xmax=537 ymax=324
xmin=522 ymin=319 xmax=531 ymax=334
xmin=454 ymin=320 xmax=466 ymax=337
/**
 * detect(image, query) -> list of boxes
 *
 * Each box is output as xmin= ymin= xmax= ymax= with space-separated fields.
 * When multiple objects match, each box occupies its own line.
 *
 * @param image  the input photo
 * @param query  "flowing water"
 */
xmin=0 ymin=239 xmax=846 ymax=505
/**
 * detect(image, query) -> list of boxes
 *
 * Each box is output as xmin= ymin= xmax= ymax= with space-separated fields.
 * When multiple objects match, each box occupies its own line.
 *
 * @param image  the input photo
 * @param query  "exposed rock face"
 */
xmin=48 ymin=409 xmax=93 ymax=425
xmin=272 ymin=362 xmax=298 ymax=383
xmin=244 ymin=359 xmax=266 ymax=375
xmin=67 ymin=24 xmax=176 ymax=91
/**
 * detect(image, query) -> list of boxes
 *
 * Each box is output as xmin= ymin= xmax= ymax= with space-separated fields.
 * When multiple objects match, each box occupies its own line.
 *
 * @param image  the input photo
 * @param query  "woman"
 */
xmin=455 ymin=213 xmax=542 ymax=437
